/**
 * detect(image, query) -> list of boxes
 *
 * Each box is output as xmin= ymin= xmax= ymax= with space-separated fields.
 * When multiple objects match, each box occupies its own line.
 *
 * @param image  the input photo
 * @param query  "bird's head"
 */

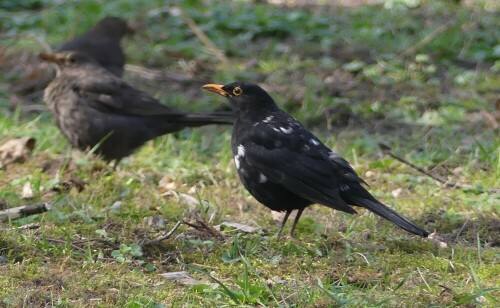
xmin=39 ymin=51 xmax=98 ymax=71
xmin=95 ymin=16 xmax=134 ymax=37
xmin=203 ymin=82 xmax=277 ymax=113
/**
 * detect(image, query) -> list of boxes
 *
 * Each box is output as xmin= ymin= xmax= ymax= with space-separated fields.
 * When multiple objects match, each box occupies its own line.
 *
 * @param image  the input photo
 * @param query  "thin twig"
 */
xmin=379 ymin=143 xmax=500 ymax=193
xmin=176 ymin=7 xmax=229 ymax=66
xmin=417 ymin=267 xmax=432 ymax=291
xmin=400 ymin=19 xmax=455 ymax=57
xmin=144 ymin=221 xmax=183 ymax=246
xmin=183 ymin=219 xmax=224 ymax=240
xmin=0 ymin=33 xmax=52 ymax=58
xmin=46 ymin=238 xmax=86 ymax=253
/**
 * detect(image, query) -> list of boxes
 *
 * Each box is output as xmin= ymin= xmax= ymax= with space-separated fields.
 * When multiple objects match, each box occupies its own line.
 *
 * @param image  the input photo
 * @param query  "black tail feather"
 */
xmin=181 ymin=111 xmax=234 ymax=126
xmin=352 ymin=197 xmax=429 ymax=237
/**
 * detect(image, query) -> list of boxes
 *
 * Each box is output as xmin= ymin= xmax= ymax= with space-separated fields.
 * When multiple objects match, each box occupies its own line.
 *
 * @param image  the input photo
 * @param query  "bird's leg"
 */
xmin=276 ymin=210 xmax=292 ymax=238
xmin=112 ymin=158 xmax=121 ymax=170
xmin=289 ymin=208 xmax=305 ymax=238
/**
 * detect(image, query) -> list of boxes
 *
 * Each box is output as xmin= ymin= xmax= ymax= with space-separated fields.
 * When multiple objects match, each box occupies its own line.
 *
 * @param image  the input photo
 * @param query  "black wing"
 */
xmin=237 ymin=113 xmax=362 ymax=214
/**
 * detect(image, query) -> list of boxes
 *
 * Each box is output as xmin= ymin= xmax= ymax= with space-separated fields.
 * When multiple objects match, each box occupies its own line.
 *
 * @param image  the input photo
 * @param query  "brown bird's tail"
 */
xmin=351 ymin=197 xmax=429 ymax=237
xmin=178 ymin=111 xmax=234 ymax=126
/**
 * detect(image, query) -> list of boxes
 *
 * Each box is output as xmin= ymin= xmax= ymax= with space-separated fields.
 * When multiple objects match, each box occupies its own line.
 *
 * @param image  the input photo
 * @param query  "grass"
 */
xmin=1 ymin=0 xmax=499 ymax=306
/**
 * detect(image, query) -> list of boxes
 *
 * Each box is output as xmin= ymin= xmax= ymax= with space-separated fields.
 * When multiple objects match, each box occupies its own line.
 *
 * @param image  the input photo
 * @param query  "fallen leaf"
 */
xmin=21 ymin=182 xmax=34 ymax=199
xmin=428 ymin=231 xmax=448 ymax=248
xmin=108 ymin=201 xmax=123 ymax=211
xmin=144 ymin=216 xmax=166 ymax=229
xmin=158 ymin=175 xmax=183 ymax=193
xmin=391 ymin=188 xmax=402 ymax=198
xmin=266 ymin=276 xmax=287 ymax=286
xmin=160 ymin=271 xmax=204 ymax=286
xmin=178 ymin=193 xmax=199 ymax=206
xmin=214 ymin=222 xmax=258 ymax=233
xmin=364 ymin=170 xmax=376 ymax=178
xmin=0 ymin=137 xmax=36 ymax=168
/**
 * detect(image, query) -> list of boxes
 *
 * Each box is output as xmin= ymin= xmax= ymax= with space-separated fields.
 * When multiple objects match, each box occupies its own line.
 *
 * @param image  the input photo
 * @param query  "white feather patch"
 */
xmin=280 ymin=127 xmax=293 ymax=134
xmin=310 ymin=139 xmax=320 ymax=146
xmin=258 ymin=173 xmax=267 ymax=183
xmin=237 ymin=145 xmax=245 ymax=157
xmin=263 ymin=116 xmax=274 ymax=123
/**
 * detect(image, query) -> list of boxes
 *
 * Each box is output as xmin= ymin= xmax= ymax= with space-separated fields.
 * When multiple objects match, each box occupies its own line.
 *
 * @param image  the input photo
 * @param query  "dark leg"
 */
xmin=276 ymin=210 xmax=292 ymax=238
xmin=289 ymin=208 xmax=305 ymax=238
xmin=112 ymin=158 xmax=121 ymax=170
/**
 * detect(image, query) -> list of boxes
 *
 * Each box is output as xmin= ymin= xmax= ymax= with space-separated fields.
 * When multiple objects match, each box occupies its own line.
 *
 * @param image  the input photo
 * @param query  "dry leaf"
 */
xmin=364 ymin=170 xmax=376 ymax=178
xmin=21 ymin=181 xmax=34 ymax=199
xmin=177 ymin=193 xmax=200 ymax=206
xmin=215 ymin=221 xmax=258 ymax=233
xmin=108 ymin=201 xmax=122 ymax=211
xmin=158 ymin=175 xmax=182 ymax=193
xmin=391 ymin=188 xmax=402 ymax=198
xmin=144 ymin=215 xmax=166 ymax=229
xmin=428 ymin=231 xmax=448 ymax=248
xmin=0 ymin=137 xmax=36 ymax=168
xmin=160 ymin=271 xmax=204 ymax=286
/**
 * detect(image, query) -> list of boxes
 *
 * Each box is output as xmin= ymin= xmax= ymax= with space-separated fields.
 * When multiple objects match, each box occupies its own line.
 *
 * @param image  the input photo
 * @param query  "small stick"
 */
xmin=183 ymin=219 xmax=224 ymax=240
xmin=0 ymin=202 xmax=52 ymax=222
xmin=379 ymin=143 xmax=500 ymax=193
xmin=0 ymin=33 xmax=52 ymax=58
xmin=46 ymin=238 xmax=86 ymax=253
xmin=176 ymin=7 xmax=229 ymax=67
xmin=144 ymin=221 xmax=182 ymax=245
xmin=400 ymin=19 xmax=455 ymax=57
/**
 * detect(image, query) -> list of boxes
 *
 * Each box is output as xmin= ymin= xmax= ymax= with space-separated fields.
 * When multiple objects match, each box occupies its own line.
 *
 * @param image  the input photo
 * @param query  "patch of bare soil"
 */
xmin=423 ymin=211 xmax=500 ymax=247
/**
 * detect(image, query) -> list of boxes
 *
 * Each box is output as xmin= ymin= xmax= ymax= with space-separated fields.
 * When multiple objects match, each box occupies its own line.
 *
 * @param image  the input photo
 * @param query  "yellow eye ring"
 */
xmin=232 ymin=87 xmax=242 ymax=96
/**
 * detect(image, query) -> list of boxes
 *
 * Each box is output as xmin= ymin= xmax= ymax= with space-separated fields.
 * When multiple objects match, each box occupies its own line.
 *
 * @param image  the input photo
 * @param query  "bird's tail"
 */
xmin=178 ymin=111 xmax=234 ymax=126
xmin=351 ymin=197 xmax=429 ymax=237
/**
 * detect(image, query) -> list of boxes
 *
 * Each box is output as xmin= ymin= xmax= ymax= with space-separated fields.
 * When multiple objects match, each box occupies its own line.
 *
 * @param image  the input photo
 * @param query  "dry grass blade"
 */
xmin=144 ymin=220 xmax=183 ymax=246
xmin=379 ymin=143 xmax=500 ymax=193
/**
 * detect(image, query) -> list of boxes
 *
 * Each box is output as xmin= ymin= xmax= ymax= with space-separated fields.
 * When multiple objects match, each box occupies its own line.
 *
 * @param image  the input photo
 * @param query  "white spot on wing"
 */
xmin=237 ymin=145 xmax=245 ymax=157
xmin=263 ymin=116 xmax=274 ymax=123
xmin=310 ymin=139 xmax=320 ymax=146
xmin=234 ymin=145 xmax=246 ymax=169
xmin=280 ymin=127 xmax=293 ymax=134
xmin=272 ymin=127 xmax=280 ymax=132
xmin=339 ymin=184 xmax=350 ymax=192
xmin=258 ymin=173 xmax=267 ymax=183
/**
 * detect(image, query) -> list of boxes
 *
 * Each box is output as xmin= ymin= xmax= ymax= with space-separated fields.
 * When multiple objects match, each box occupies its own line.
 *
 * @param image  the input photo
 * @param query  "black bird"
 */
xmin=57 ymin=16 xmax=133 ymax=77
xmin=203 ymin=82 xmax=429 ymax=238
xmin=41 ymin=51 xmax=233 ymax=164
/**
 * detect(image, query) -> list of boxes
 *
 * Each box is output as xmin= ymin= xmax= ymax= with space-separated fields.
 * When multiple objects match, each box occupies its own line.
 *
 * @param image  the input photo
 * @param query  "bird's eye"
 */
xmin=66 ymin=56 xmax=76 ymax=64
xmin=232 ymin=87 xmax=243 ymax=96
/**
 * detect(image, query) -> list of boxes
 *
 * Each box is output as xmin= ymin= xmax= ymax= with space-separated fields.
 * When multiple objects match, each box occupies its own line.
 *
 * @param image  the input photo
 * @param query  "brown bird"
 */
xmin=41 ymin=51 xmax=233 ymax=165
xmin=11 ymin=16 xmax=133 ymax=106
xmin=57 ymin=16 xmax=133 ymax=77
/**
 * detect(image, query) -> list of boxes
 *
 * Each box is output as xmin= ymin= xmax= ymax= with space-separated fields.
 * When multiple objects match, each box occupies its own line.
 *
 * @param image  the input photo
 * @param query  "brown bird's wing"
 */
xmin=75 ymin=72 xmax=183 ymax=116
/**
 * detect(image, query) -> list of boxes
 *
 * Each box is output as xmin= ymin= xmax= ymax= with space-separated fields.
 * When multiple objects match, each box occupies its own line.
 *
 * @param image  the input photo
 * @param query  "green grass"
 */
xmin=1 ymin=0 xmax=499 ymax=306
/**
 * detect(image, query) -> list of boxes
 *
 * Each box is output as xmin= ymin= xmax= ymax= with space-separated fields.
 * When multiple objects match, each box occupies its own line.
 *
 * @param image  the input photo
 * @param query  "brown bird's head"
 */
xmin=94 ymin=16 xmax=134 ymax=37
xmin=39 ymin=51 xmax=98 ymax=71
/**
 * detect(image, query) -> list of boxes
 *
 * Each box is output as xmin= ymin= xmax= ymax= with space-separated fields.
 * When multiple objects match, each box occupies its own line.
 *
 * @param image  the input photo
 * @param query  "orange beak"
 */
xmin=202 ymin=84 xmax=230 ymax=97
